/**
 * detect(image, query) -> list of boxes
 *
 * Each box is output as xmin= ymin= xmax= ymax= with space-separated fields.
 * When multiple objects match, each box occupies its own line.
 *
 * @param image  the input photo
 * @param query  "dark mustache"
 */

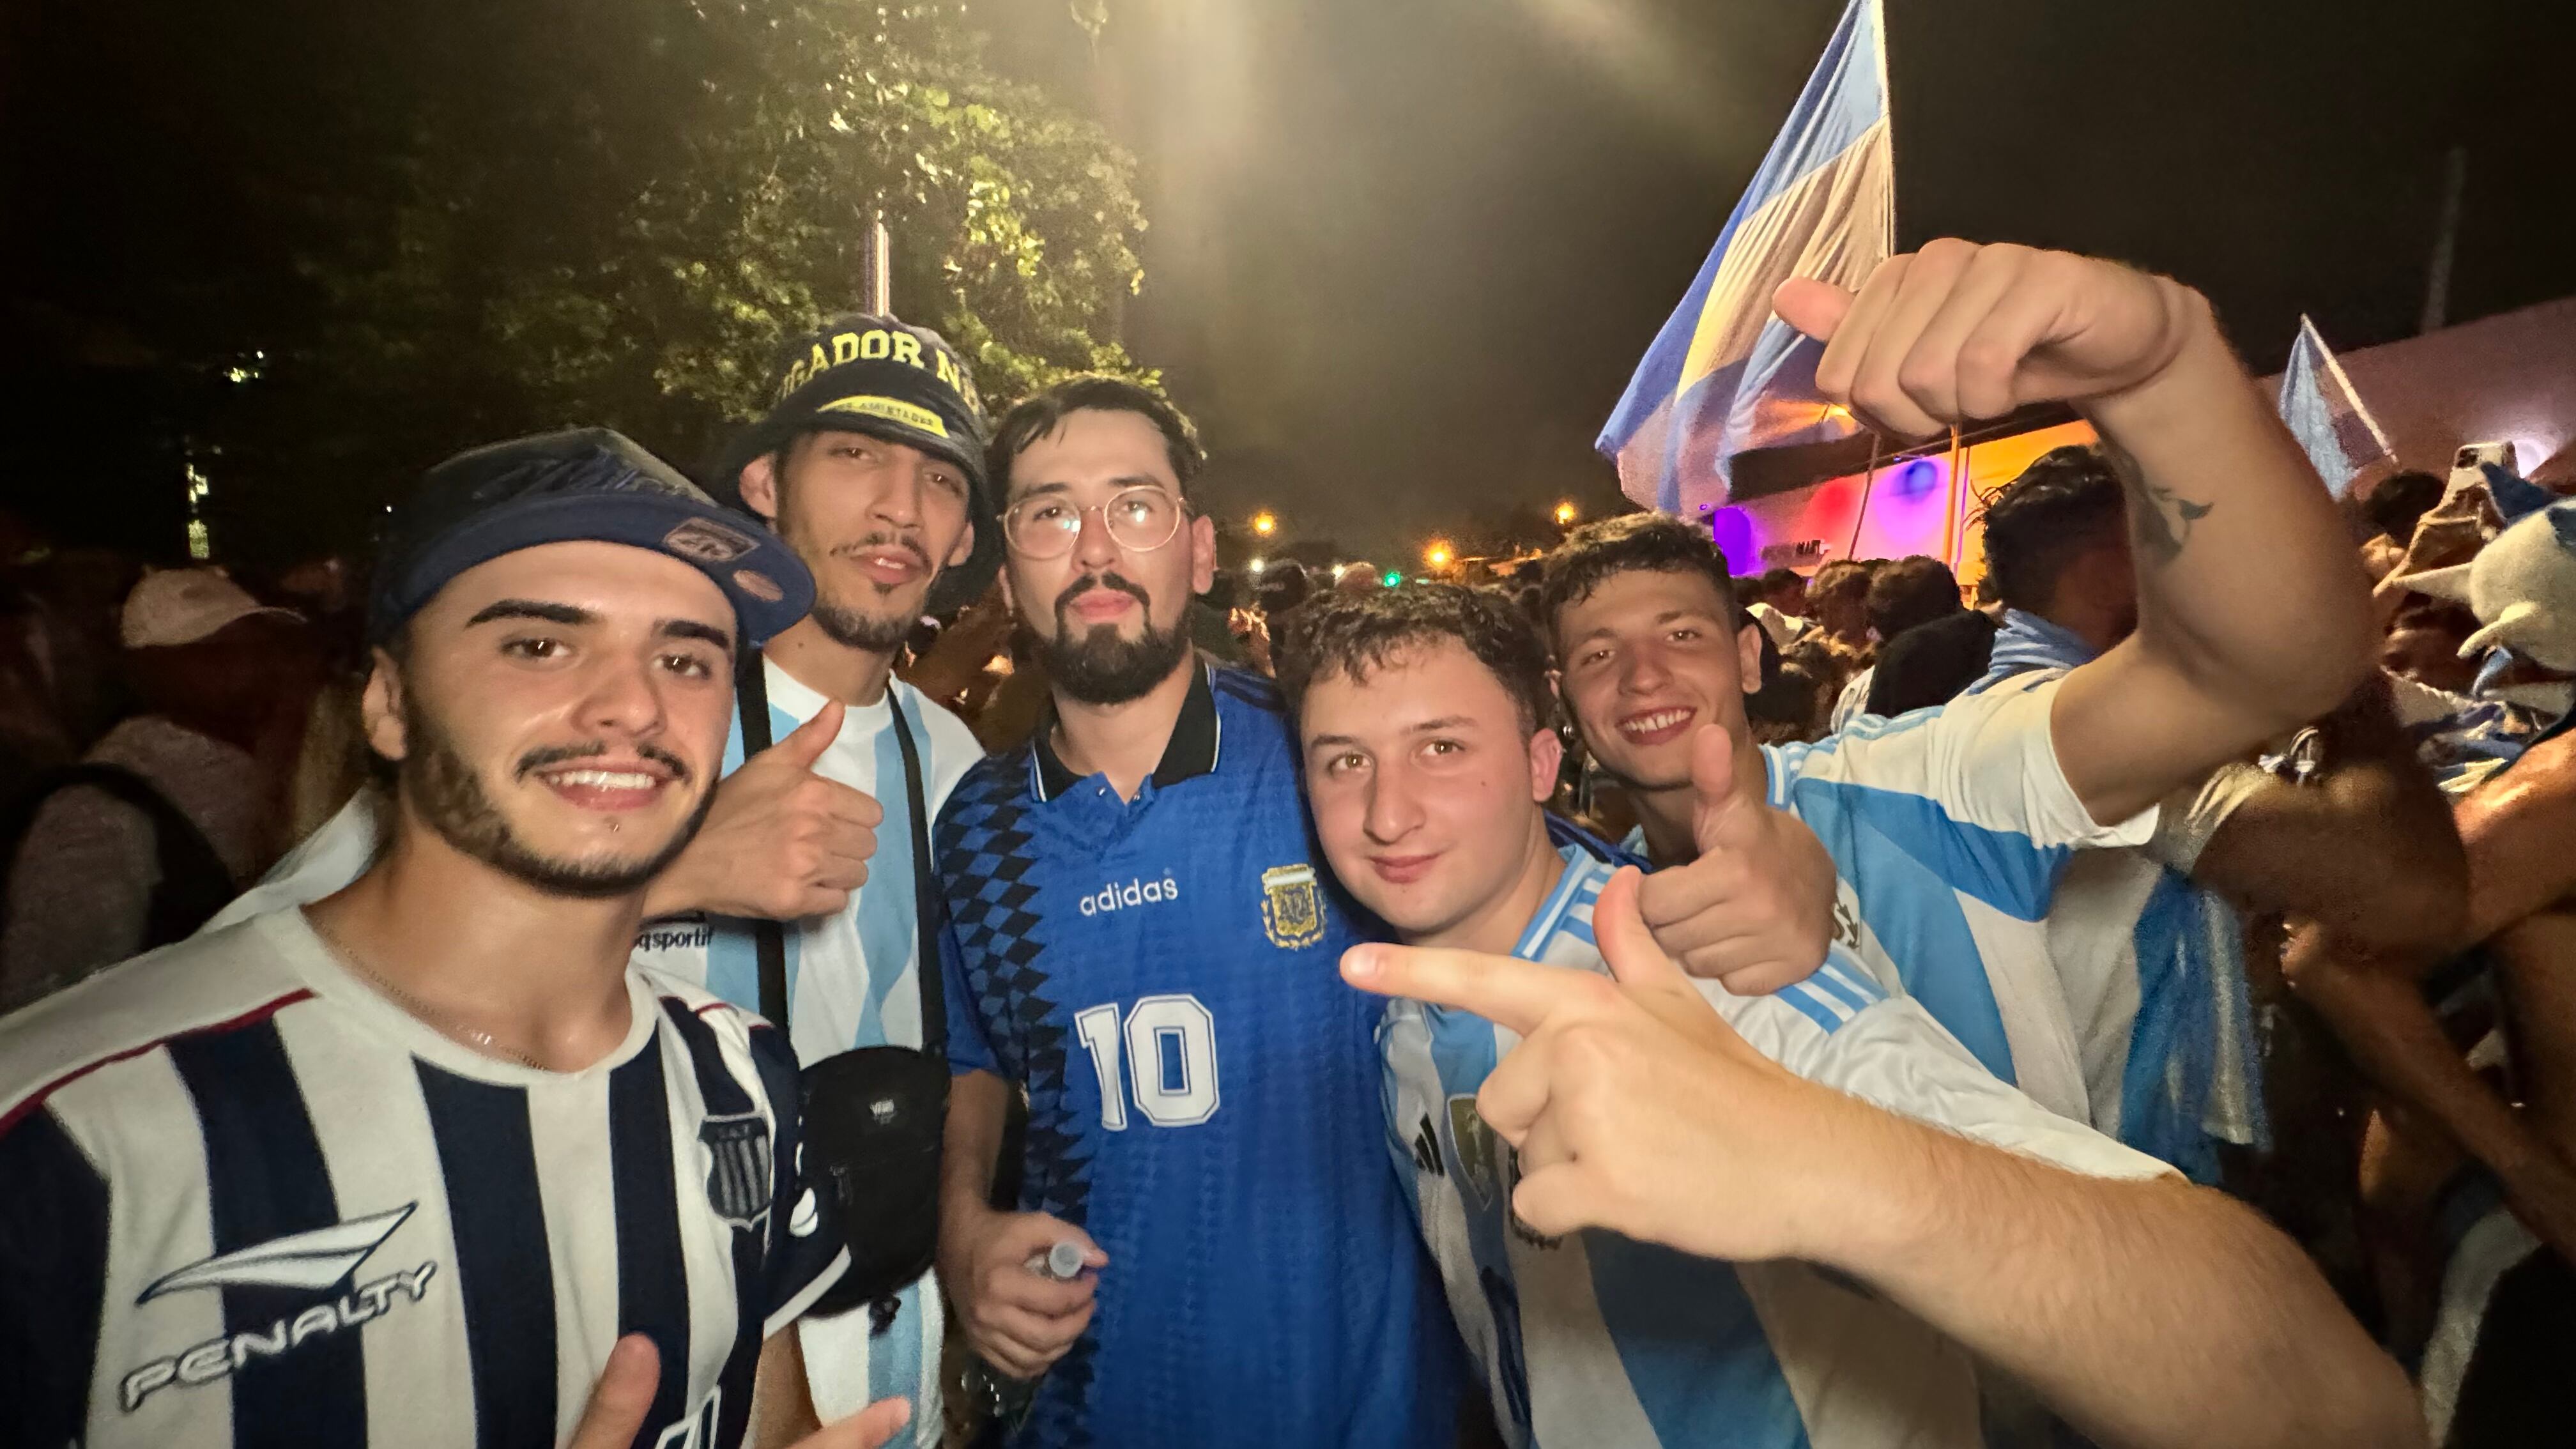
xmin=831 ymin=532 xmax=931 ymax=569
xmin=1057 ymin=572 xmax=1152 ymax=620
xmin=516 ymin=740 xmax=693 ymax=785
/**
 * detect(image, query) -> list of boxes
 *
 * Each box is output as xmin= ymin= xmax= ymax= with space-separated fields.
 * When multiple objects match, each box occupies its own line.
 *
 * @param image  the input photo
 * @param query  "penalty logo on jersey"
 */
xmin=699 ymin=1114 xmax=772 ymax=1232
xmin=1260 ymin=864 xmax=1326 ymax=949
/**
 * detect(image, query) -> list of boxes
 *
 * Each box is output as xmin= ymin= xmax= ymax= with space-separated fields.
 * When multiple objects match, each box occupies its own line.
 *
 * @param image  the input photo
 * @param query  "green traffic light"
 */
xmin=1381 ymin=570 xmax=1403 ymax=587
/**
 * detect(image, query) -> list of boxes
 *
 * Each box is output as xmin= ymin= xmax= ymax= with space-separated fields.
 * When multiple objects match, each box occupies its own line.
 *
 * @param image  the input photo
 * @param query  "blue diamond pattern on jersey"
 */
xmin=937 ymin=749 xmax=1101 ymax=1442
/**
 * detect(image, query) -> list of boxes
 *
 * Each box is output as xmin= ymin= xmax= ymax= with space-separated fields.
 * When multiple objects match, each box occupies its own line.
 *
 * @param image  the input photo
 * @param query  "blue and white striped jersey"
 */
xmin=0 ymin=909 xmax=847 ymax=1449
xmin=1757 ymin=672 xmax=2156 ymax=1121
xmin=2043 ymin=776 xmax=2268 ymax=1182
xmin=202 ymin=657 xmax=983 ymax=1435
xmin=1381 ymin=843 xmax=2168 ymax=1448
xmin=1966 ymin=613 xmax=2266 ymax=1181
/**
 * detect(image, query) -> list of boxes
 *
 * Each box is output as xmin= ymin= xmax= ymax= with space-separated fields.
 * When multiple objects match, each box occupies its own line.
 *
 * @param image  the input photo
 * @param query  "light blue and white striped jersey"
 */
xmin=1757 ymin=671 xmax=2155 ymax=1121
xmin=201 ymin=656 xmax=983 ymax=1441
xmin=1381 ymin=843 xmax=2168 ymax=1449
xmin=2041 ymin=774 xmax=2268 ymax=1183
xmin=1966 ymin=614 xmax=2266 ymax=1180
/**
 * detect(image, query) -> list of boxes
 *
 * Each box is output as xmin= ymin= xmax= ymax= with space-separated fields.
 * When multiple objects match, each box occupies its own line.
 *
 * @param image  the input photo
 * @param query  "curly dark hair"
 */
xmin=1538 ymin=513 xmax=1740 ymax=648
xmin=1979 ymin=445 xmax=2128 ymax=613
xmin=1274 ymin=581 xmax=1554 ymax=737
xmin=988 ymin=374 xmax=1206 ymax=498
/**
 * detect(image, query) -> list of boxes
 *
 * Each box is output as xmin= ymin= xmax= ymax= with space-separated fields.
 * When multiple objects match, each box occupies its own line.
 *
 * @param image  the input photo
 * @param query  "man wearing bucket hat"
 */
xmin=210 ymin=318 xmax=1003 ymax=1438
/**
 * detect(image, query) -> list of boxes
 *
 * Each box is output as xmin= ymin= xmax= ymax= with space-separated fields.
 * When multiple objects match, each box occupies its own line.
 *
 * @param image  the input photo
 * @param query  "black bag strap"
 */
xmin=885 ymin=691 xmax=947 ymax=1059
xmin=735 ymin=650 xmax=792 ymax=1027
xmin=0 ymin=761 xmax=234 ymax=951
xmin=734 ymin=649 xmax=946 ymax=1057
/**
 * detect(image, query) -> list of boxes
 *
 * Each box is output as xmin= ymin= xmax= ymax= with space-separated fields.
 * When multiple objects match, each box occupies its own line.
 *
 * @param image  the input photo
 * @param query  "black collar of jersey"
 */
xmin=1032 ymin=659 xmax=1222 ymax=802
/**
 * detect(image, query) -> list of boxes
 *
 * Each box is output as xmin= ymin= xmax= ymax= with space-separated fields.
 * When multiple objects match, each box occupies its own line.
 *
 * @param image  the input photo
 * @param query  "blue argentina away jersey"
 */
xmin=1756 ymin=673 xmax=2155 ymax=1123
xmin=1383 ymin=841 xmax=2166 ymax=1448
xmin=937 ymin=664 xmax=1459 ymax=1448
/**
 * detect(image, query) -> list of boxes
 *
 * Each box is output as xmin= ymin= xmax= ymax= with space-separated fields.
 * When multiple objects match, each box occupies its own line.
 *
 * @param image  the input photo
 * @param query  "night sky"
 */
xmin=992 ymin=0 xmax=2570 ymax=565
xmin=5 ymin=0 xmax=2568 ymax=568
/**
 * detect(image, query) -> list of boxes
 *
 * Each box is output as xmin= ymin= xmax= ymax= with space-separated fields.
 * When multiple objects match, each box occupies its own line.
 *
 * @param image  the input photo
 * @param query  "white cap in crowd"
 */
xmin=119 ymin=567 xmax=302 ymax=649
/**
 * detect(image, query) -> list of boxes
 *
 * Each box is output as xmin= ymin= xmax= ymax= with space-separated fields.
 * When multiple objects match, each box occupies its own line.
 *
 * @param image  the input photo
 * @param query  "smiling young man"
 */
xmin=1273 ymin=581 xmax=2412 ymax=1449
xmin=0 ymin=431 xmax=916 ymax=1449
xmin=1549 ymin=241 xmax=2377 ymax=1126
xmin=206 ymin=316 xmax=1001 ymax=1432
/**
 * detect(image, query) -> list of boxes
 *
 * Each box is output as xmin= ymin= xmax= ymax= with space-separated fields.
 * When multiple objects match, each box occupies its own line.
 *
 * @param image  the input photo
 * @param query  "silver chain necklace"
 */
xmin=312 ymin=916 xmax=548 ymax=1071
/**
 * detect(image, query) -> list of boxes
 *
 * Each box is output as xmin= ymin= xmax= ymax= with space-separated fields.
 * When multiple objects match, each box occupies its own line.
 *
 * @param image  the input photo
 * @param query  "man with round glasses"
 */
xmin=930 ymin=376 xmax=1467 ymax=1446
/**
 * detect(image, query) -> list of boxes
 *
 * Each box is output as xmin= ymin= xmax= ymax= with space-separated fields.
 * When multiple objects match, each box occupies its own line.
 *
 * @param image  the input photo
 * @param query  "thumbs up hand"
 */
xmin=642 ymin=700 xmax=886 ymax=923
xmin=1632 ymin=724 xmax=1838 ymax=993
xmin=1340 ymin=866 xmax=1858 ymax=1262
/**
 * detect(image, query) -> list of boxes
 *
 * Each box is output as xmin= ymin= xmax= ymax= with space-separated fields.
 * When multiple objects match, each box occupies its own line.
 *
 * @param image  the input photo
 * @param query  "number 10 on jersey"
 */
xmin=1073 ymin=995 xmax=1220 ymax=1128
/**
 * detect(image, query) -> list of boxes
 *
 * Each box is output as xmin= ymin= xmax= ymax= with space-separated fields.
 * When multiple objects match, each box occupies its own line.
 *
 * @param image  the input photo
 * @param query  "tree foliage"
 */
xmin=188 ymin=0 xmax=1149 ymax=565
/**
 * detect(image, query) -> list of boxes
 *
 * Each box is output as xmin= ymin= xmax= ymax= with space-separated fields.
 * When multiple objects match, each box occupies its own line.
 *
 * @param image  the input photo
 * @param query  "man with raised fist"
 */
xmin=1549 ymin=240 xmax=2377 ymax=1129
xmin=1274 ymin=579 xmax=2412 ymax=1449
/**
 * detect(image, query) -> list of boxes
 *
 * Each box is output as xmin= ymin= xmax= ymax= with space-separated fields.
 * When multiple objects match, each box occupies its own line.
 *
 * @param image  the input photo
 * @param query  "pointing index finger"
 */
xmin=1340 ymin=942 xmax=1586 ymax=1038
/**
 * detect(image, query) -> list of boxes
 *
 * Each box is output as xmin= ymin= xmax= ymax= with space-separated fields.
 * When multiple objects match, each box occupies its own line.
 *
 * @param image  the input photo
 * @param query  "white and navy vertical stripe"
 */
xmin=1381 ymin=839 xmax=2170 ymax=1448
xmin=200 ymin=660 xmax=985 ymax=1438
xmin=0 ymin=908 xmax=847 ymax=1449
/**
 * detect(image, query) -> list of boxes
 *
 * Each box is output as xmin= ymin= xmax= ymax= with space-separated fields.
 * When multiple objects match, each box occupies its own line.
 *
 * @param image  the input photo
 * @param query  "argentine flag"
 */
xmin=2276 ymin=314 xmax=2394 ymax=499
xmin=1597 ymin=0 xmax=1894 ymax=514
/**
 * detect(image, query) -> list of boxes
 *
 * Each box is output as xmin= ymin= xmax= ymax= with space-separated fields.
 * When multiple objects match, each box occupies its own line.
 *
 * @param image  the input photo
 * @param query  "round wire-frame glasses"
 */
xmin=1003 ymin=485 xmax=1188 ymax=560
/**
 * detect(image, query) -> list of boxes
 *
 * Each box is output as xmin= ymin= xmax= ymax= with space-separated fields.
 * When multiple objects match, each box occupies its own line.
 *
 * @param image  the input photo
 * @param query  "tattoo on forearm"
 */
xmin=2108 ymin=441 xmax=2213 ymax=567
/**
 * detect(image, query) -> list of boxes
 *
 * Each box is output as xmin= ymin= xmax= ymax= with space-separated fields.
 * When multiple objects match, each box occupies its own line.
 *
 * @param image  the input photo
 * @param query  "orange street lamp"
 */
xmin=1251 ymin=510 xmax=1278 ymax=538
xmin=1423 ymin=540 xmax=1455 ymax=571
xmin=1552 ymin=500 xmax=1578 ymax=527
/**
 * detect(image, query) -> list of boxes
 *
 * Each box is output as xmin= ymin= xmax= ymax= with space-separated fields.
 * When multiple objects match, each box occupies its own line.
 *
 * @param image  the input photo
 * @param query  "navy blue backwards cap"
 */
xmin=709 ymin=312 xmax=1002 ymax=615
xmin=370 ymin=428 xmax=815 ymax=646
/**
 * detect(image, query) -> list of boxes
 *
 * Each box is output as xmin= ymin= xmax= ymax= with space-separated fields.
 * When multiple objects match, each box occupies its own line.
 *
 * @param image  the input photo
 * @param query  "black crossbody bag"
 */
xmin=737 ymin=653 xmax=949 ymax=1321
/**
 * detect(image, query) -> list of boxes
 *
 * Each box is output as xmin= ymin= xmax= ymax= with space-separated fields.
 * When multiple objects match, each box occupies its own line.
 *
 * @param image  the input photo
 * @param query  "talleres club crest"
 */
xmin=700 ymin=1113 xmax=774 ymax=1233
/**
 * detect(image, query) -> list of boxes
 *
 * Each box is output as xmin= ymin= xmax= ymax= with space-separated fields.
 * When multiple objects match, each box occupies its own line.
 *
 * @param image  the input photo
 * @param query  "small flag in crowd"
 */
xmin=2276 ymin=314 xmax=2394 ymax=498
xmin=1596 ymin=0 xmax=1894 ymax=514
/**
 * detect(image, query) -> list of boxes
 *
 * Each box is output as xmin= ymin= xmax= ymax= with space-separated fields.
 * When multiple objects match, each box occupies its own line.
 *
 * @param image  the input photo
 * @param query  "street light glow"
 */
xmin=1248 ymin=556 xmax=1266 ymax=574
xmin=1251 ymin=510 xmax=1278 ymax=537
xmin=1553 ymin=500 xmax=1578 ymax=526
xmin=1423 ymin=540 xmax=1455 ymax=571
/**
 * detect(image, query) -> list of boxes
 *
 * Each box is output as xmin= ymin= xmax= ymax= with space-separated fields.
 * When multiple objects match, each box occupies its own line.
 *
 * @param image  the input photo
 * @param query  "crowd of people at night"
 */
xmin=2 ymin=239 xmax=2569 ymax=1449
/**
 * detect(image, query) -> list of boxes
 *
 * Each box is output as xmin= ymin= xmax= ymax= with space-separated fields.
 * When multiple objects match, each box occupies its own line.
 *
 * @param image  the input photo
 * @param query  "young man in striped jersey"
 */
xmin=1275 ymin=581 xmax=2412 ymax=1449
xmin=207 ymin=315 xmax=1000 ymax=1436
xmin=0 ymin=431 xmax=907 ymax=1449
xmin=1551 ymin=241 xmax=2380 ymax=1131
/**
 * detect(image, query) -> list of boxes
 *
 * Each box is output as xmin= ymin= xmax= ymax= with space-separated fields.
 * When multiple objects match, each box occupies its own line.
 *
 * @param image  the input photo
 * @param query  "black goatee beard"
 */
xmin=399 ymin=697 xmax=713 ymax=899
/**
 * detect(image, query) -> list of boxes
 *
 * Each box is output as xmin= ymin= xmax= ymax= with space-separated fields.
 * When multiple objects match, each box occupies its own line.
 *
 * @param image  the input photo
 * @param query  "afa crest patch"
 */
xmin=1259 ymin=863 xmax=1326 ymax=949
